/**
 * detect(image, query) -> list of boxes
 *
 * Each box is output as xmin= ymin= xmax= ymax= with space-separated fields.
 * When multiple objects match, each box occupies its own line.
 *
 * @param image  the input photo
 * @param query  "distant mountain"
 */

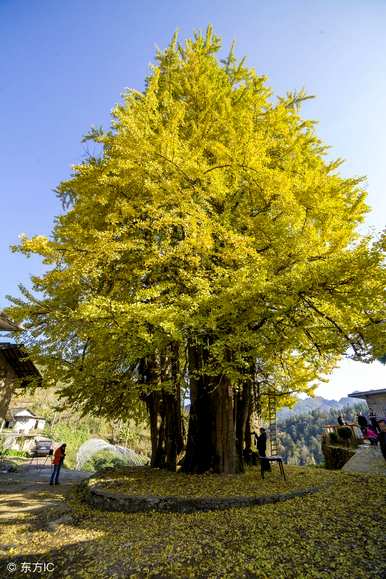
xmin=277 ymin=396 xmax=360 ymax=422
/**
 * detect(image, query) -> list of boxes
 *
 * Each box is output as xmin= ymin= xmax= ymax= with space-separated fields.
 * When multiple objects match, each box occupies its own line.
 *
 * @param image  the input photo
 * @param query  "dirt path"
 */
xmin=0 ymin=464 xmax=89 ymax=523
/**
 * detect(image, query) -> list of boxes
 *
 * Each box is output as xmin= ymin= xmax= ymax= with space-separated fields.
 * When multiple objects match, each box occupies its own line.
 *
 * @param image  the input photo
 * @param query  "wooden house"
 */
xmin=348 ymin=388 xmax=386 ymax=421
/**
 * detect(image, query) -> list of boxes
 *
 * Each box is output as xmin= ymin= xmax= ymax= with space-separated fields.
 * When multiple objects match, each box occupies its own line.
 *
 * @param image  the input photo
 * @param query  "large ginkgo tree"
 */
xmin=8 ymin=28 xmax=385 ymax=473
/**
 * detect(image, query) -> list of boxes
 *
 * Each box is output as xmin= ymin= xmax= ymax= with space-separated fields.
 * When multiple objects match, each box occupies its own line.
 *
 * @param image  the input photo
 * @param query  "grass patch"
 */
xmin=0 ymin=449 xmax=29 ymax=458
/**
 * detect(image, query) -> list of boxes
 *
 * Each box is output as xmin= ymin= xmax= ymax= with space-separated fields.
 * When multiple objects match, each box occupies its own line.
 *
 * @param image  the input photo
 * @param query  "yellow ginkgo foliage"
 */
xmin=8 ymin=27 xmax=385 ymax=473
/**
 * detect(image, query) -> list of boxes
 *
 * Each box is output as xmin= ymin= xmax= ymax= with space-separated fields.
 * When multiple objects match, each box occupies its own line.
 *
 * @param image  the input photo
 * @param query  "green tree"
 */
xmin=277 ymin=403 xmax=367 ymax=465
xmin=7 ymin=27 xmax=385 ymax=473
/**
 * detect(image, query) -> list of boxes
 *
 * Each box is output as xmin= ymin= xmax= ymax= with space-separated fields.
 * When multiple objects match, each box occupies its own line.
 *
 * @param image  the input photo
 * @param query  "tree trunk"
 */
xmin=235 ymin=383 xmax=251 ymax=473
xmin=181 ymin=344 xmax=213 ymax=473
xmin=182 ymin=344 xmax=241 ymax=474
xmin=164 ymin=343 xmax=184 ymax=470
xmin=146 ymin=391 xmax=165 ymax=468
xmin=213 ymin=376 xmax=238 ymax=473
xmin=163 ymin=388 xmax=184 ymax=471
xmin=244 ymin=406 xmax=253 ymax=453
xmin=144 ymin=345 xmax=184 ymax=471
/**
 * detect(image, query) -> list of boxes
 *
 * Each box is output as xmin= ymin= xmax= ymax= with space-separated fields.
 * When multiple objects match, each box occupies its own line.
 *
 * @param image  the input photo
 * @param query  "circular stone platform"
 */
xmin=81 ymin=480 xmax=326 ymax=513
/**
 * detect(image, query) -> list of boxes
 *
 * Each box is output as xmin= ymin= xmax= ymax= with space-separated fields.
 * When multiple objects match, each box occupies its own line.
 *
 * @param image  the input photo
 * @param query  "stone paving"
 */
xmin=342 ymin=444 xmax=386 ymax=475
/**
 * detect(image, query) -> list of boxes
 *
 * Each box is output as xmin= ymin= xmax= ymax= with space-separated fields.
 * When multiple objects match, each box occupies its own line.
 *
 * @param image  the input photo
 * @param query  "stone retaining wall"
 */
xmin=81 ymin=481 xmax=326 ymax=513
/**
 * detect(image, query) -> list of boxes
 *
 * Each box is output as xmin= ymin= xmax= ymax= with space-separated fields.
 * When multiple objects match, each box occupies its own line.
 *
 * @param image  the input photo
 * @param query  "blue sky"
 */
xmin=0 ymin=0 xmax=385 ymax=398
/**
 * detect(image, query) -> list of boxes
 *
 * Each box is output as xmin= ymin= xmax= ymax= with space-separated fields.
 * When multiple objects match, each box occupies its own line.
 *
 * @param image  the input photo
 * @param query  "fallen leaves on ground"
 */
xmin=0 ymin=466 xmax=385 ymax=578
xmin=88 ymin=465 xmax=334 ymax=497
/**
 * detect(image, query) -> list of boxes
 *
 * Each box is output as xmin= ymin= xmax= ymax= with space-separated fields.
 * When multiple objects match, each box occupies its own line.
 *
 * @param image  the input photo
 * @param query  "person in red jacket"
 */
xmin=49 ymin=443 xmax=66 ymax=485
xmin=364 ymin=427 xmax=378 ymax=446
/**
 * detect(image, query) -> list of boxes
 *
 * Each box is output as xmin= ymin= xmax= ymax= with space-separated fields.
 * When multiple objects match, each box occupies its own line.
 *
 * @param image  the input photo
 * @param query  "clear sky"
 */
xmin=0 ymin=0 xmax=385 ymax=399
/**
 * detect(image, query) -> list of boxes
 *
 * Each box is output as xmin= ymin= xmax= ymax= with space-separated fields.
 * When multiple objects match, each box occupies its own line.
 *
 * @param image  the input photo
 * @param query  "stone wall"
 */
xmin=81 ymin=478 xmax=326 ymax=514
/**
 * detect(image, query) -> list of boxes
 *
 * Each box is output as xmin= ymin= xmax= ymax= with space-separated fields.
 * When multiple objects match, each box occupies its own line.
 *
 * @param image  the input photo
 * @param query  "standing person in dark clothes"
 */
xmin=357 ymin=412 xmax=368 ymax=434
xmin=377 ymin=420 xmax=386 ymax=461
xmin=50 ymin=443 xmax=66 ymax=485
xmin=369 ymin=410 xmax=381 ymax=433
xmin=337 ymin=415 xmax=345 ymax=426
xmin=253 ymin=427 xmax=271 ymax=472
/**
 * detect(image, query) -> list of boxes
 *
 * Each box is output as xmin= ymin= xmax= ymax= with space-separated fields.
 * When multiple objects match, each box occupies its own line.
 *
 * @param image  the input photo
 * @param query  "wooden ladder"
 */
xmin=268 ymin=392 xmax=278 ymax=456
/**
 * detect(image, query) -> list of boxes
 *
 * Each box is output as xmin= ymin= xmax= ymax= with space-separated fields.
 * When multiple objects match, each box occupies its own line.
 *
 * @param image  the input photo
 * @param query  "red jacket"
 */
xmin=52 ymin=447 xmax=65 ymax=465
xmin=365 ymin=427 xmax=377 ymax=440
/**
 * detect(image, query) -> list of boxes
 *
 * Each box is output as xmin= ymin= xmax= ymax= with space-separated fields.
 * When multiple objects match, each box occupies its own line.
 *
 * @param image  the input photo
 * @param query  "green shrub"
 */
xmin=329 ymin=432 xmax=339 ymax=444
xmin=321 ymin=440 xmax=356 ymax=469
xmin=2 ymin=449 xmax=28 ymax=458
xmin=337 ymin=426 xmax=353 ymax=443
xmin=83 ymin=450 xmax=129 ymax=472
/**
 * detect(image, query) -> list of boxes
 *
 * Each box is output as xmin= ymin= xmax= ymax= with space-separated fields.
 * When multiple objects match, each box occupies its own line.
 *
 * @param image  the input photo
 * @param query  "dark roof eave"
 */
xmin=348 ymin=388 xmax=386 ymax=399
xmin=0 ymin=342 xmax=42 ymax=386
xmin=0 ymin=312 xmax=21 ymax=331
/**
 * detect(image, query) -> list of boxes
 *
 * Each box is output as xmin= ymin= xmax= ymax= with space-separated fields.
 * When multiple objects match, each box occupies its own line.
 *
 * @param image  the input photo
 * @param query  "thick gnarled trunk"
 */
xmin=144 ymin=345 xmax=184 ymax=471
xmin=182 ymin=377 xmax=241 ymax=474
xmin=213 ymin=377 xmax=239 ymax=473
xmin=182 ymin=345 xmax=242 ymax=474
xmin=180 ymin=344 xmax=212 ymax=473
xmin=146 ymin=388 xmax=183 ymax=470
xmin=146 ymin=345 xmax=253 ymax=475
xmin=235 ymin=383 xmax=251 ymax=472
